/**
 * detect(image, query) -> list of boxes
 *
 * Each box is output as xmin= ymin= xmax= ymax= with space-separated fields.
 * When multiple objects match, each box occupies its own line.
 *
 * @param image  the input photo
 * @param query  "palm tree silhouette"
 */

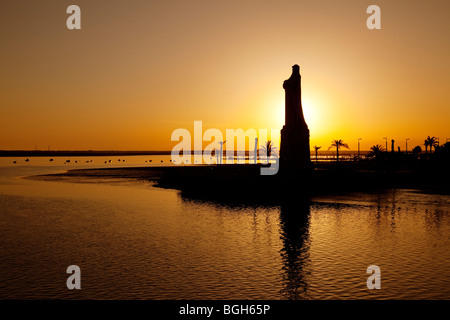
xmin=328 ymin=139 xmax=349 ymax=161
xmin=260 ymin=140 xmax=277 ymax=161
xmin=424 ymin=136 xmax=438 ymax=155
xmin=313 ymin=146 xmax=321 ymax=163
xmin=424 ymin=139 xmax=430 ymax=155
xmin=367 ymin=144 xmax=385 ymax=158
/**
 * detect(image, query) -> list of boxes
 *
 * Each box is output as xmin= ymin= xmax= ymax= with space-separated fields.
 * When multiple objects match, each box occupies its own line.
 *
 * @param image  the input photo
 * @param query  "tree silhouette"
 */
xmin=367 ymin=144 xmax=385 ymax=158
xmin=328 ymin=139 xmax=349 ymax=161
xmin=313 ymin=145 xmax=321 ymax=163
xmin=260 ymin=140 xmax=277 ymax=161
xmin=424 ymin=136 xmax=438 ymax=155
xmin=412 ymin=145 xmax=422 ymax=155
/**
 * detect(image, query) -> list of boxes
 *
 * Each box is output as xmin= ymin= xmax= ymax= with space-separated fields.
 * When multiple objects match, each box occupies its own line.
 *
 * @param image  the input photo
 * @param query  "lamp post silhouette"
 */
xmin=383 ymin=137 xmax=388 ymax=151
xmin=406 ymin=138 xmax=410 ymax=154
xmin=218 ymin=140 xmax=226 ymax=165
xmin=254 ymin=138 xmax=258 ymax=164
xmin=314 ymin=145 xmax=322 ymax=163
xmin=358 ymin=138 xmax=362 ymax=160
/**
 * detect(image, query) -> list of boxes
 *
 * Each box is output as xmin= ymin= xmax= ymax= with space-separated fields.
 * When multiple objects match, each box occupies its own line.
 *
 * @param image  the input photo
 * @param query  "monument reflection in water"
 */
xmin=178 ymin=188 xmax=450 ymax=300
xmin=278 ymin=200 xmax=311 ymax=299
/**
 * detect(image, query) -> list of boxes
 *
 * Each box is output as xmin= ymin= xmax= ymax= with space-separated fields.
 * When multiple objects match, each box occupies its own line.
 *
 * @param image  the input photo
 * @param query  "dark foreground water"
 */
xmin=0 ymin=158 xmax=449 ymax=299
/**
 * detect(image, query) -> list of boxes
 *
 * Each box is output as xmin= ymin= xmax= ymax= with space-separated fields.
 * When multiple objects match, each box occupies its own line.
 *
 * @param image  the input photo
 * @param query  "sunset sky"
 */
xmin=1 ymin=0 xmax=449 ymax=151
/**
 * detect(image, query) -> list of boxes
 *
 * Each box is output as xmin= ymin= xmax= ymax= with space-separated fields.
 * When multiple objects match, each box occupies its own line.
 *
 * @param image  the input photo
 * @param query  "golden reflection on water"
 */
xmin=0 ymin=164 xmax=449 ymax=299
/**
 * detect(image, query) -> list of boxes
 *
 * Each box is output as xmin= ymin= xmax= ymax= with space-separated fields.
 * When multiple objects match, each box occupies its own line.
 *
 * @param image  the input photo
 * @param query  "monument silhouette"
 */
xmin=280 ymin=65 xmax=311 ymax=170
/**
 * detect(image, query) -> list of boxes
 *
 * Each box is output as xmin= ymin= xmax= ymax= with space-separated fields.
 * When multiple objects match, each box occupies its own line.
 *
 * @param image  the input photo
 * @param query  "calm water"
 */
xmin=0 ymin=156 xmax=449 ymax=299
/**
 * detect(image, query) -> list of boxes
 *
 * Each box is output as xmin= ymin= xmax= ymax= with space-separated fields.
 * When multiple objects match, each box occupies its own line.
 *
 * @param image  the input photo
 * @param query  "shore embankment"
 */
xmin=31 ymin=162 xmax=450 ymax=204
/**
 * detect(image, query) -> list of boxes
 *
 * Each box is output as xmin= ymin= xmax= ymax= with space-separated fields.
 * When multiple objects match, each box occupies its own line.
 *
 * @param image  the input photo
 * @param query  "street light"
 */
xmin=253 ymin=138 xmax=258 ymax=164
xmin=358 ymin=138 xmax=362 ymax=160
xmin=383 ymin=137 xmax=387 ymax=151
xmin=218 ymin=140 xmax=226 ymax=165
xmin=406 ymin=138 xmax=410 ymax=154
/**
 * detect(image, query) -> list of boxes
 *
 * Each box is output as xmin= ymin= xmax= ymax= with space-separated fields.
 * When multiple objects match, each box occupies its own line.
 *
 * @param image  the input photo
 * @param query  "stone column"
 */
xmin=280 ymin=65 xmax=311 ymax=170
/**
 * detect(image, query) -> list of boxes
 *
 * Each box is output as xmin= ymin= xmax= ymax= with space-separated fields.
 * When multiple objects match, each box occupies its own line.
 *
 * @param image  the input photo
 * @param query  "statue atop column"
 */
xmin=280 ymin=65 xmax=311 ymax=170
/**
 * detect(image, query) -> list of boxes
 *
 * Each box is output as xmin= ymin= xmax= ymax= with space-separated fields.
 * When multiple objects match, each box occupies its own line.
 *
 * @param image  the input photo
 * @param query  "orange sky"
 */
xmin=1 ymin=0 xmax=449 ymax=151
